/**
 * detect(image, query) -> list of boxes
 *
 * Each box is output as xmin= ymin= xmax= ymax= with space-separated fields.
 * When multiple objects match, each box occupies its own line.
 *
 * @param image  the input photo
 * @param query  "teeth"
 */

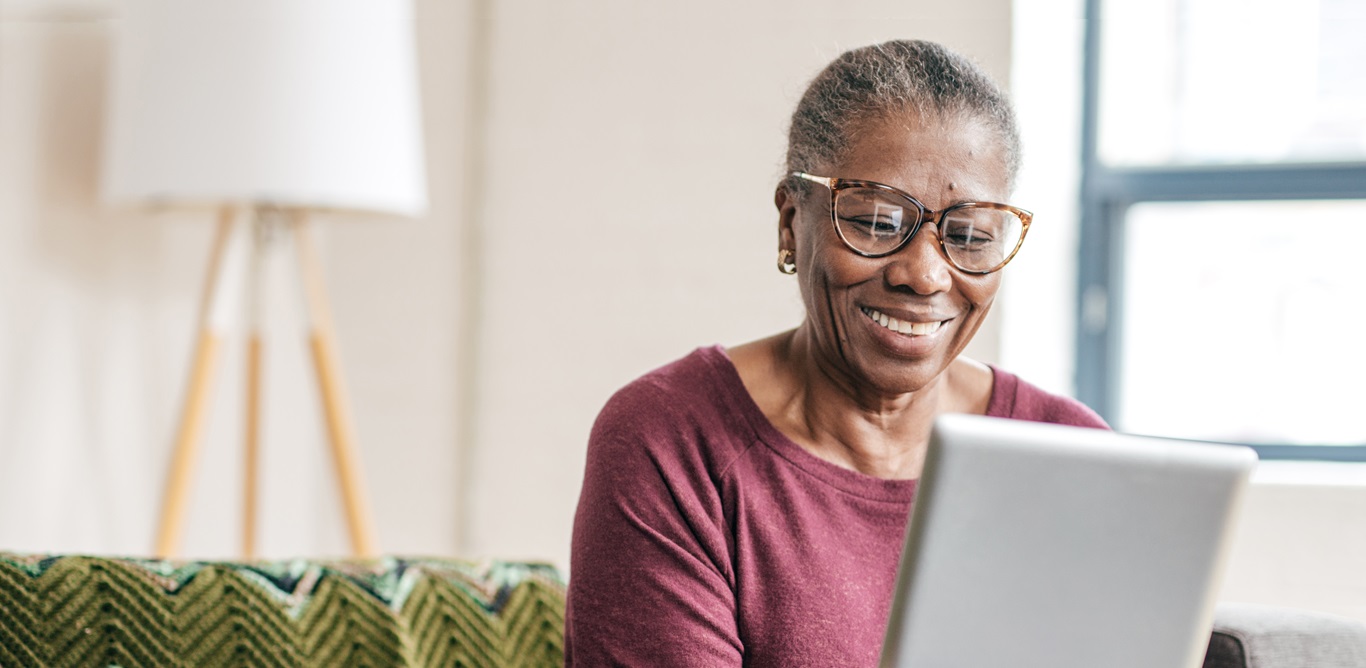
xmin=863 ymin=307 xmax=943 ymax=337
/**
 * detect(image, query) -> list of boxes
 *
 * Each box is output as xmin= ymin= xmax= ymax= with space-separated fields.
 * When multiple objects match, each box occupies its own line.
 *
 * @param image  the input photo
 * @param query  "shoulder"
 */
xmin=593 ymin=346 xmax=743 ymax=438
xmin=986 ymin=366 xmax=1110 ymax=429
xmin=589 ymin=346 xmax=760 ymax=475
xmin=570 ymin=349 xmax=750 ymax=665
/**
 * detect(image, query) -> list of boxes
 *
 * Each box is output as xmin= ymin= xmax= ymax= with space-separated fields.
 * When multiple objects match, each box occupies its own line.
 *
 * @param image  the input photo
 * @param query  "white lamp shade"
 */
xmin=101 ymin=0 xmax=427 ymax=217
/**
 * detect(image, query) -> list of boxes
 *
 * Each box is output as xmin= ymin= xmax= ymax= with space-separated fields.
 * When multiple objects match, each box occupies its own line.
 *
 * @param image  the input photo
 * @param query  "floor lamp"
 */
xmin=100 ymin=0 xmax=427 ymax=559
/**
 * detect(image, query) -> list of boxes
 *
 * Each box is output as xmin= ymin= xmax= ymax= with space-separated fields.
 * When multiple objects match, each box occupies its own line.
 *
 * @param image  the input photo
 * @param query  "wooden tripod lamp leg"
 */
xmin=243 ymin=216 xmax=269 ymax=560
xmin=292 ymin=212 xmax=379 ymax=558
xmin=243 ymin=333 xmax=262 ymax=559
xmin=156 ymin=207 xmax=244 ymax=558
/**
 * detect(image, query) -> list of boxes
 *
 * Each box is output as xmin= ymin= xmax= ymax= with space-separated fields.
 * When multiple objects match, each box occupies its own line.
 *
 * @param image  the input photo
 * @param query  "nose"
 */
xmin=884 ymin=224 xmax=954 ymax=295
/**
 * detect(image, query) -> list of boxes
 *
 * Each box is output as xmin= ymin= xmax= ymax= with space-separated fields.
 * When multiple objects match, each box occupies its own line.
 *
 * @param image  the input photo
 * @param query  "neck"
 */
xmin=772 ymin=326 xmax=947 ymax=480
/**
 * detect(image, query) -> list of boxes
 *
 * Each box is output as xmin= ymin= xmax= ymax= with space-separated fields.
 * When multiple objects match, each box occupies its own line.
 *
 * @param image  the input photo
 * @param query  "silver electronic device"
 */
xmin=880 ymin=414 xmax=1257 ymax=668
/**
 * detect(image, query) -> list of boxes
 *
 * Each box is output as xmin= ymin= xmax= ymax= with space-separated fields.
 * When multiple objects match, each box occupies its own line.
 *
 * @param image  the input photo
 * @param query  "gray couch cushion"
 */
xmin=1204 ymin=603 xmax=1366 ymax=668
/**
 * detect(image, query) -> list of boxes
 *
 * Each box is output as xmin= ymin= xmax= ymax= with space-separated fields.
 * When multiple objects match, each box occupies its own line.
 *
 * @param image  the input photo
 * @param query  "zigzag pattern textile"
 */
xmin=0 ymin=553 xmax=565 ymax=667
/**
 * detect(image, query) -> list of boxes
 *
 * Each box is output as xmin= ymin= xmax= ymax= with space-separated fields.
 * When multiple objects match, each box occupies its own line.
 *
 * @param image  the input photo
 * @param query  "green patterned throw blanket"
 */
xmin=0 ymin=553 xmax=565 ymax=667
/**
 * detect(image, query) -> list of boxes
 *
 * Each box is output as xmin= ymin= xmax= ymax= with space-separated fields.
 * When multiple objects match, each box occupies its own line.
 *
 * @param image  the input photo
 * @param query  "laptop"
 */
xmin=880 ymin=414 xmax=1257 ymax=668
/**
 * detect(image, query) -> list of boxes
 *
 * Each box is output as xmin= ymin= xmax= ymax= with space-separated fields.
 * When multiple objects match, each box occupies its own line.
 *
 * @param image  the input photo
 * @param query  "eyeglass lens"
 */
xmin=834 ymin=187 xmax=1024 ymax=272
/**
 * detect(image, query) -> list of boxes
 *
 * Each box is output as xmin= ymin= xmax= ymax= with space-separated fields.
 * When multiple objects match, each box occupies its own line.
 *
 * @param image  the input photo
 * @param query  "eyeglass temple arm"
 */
xmin=790 ymin=172 xmax=834 ymax=188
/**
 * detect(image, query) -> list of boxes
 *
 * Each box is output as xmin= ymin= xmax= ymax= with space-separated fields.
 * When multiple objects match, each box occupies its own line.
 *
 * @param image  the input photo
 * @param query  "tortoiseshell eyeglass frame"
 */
xmin=789 ymin=171 xmax=1033 ymax=275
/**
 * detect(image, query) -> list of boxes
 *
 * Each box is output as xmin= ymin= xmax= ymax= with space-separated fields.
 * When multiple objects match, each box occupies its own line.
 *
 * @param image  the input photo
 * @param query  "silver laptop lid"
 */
xmin=880 ymin=414 xmax=1257 ymax=668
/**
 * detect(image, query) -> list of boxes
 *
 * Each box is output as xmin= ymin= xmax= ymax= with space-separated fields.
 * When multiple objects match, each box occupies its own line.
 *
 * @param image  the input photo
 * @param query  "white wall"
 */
xmin=1223 ymin=468 xmax=1366 ymax=624
xmin=0 ymin=0 xmax=473 ymax=558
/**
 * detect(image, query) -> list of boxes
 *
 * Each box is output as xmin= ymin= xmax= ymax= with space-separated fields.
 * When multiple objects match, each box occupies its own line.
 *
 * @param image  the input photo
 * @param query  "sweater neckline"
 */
xmin=695 ymin=345 xmax=1017 ymax=503
xmin=695 ymin=345 xmax=920 ymax=503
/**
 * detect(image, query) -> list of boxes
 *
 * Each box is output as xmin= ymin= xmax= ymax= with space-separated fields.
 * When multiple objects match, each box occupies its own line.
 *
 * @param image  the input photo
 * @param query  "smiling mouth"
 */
xmin=861 ymin=307 xmax=945 ymax=337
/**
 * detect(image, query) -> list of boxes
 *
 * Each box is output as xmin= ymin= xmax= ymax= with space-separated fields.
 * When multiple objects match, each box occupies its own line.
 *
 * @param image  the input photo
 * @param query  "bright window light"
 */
xmin=1098 ymin=0 xmax=1366 ymax=166
xmin=1118 ymin=200 xmax=1366 ymax=445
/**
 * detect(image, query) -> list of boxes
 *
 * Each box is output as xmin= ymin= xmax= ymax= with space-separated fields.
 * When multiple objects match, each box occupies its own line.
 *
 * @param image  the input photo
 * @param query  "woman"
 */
xmin=565 ymin=40 xmax=1106 ymax=666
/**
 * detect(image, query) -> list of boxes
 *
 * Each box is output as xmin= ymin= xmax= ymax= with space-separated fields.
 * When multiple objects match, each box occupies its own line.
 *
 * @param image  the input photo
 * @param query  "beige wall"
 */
xmin=3 ymin=0 xmax=1364 ymax=629
xmin=1221 ymin=471 xmax=1366 ymax=623
xmin=0 ymin=0 xmax=473 ymax=558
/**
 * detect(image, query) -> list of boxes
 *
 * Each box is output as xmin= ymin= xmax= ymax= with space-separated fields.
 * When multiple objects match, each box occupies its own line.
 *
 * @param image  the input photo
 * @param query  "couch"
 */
xmin=0 ymin=553 xmax=565 ymax=667
xmin=3 ymin=552 xmax=1365 ymax=667
xmin=1206 ymin=603 xmax=1366 ymax=668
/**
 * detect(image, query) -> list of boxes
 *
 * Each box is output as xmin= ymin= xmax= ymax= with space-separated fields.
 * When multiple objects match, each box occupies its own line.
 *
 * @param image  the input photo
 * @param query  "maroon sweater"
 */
xmin=566 ymin=346 xmax=1107 ymax=667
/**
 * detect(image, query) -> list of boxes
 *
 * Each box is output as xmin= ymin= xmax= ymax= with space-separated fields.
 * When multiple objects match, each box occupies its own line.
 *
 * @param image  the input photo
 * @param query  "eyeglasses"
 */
xmin=790 ymin=172 xmax=1032 ymax=275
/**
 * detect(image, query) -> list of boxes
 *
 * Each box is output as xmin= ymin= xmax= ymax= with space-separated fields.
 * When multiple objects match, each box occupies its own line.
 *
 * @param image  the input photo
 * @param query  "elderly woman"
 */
xmin=565 ymin=40 xmax=1106 ymax=666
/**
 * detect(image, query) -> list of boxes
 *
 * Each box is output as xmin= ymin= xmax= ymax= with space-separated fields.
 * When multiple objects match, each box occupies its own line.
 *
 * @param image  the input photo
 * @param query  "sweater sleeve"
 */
xmin=988 ymin=366 xmax=1110 ymax=429
xmin=565 ymin=380 xmax=743 ymax=667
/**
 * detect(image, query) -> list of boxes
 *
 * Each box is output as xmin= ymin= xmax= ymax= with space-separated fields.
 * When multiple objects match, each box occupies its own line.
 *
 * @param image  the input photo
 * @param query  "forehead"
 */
xmin=832 ymin=111 xmax=1010 ymax=206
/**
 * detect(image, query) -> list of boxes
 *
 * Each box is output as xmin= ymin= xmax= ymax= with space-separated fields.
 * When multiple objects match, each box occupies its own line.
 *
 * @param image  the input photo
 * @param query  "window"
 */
xmin=1078 ymin=0 xmax=1366 ymax=459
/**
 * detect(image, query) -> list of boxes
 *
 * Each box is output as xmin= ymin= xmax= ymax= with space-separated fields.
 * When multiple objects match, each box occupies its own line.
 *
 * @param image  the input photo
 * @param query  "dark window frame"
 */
xmin=1076 ymin=0 xmax=1366 ymax=461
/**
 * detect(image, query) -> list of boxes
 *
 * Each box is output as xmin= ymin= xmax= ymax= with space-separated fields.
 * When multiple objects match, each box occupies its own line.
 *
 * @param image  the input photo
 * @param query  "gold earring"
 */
xmin=777 ymin=249 xmax=796 ymax=275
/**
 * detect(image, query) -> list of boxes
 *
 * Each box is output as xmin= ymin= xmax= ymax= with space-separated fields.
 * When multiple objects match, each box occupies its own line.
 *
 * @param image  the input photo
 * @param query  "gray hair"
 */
xmin=784 ymin=40 xmax=1021 ymax=195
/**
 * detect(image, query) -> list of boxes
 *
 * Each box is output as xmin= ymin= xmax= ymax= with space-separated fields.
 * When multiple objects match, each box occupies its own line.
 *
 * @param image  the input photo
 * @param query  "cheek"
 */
xmin=803 ymin=248 xmax=883 ymax=309
xmin=798 ymin=222 xmax=880 ymax=289
xmin=795 ymin=212 xmax=842 ymax=286
xmin=796 ymin=235 xmax=875 ymax=340
xmin=960 ymin=274 xmax=1003 ymax=312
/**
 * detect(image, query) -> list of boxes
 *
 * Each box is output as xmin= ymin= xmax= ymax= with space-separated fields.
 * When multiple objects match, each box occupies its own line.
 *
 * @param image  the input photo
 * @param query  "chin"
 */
xmin=849 ymin=351 xmax=953 ymax=395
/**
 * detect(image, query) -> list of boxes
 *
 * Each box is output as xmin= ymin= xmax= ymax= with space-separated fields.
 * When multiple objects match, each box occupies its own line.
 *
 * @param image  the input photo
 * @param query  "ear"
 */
xmin=775 ymin=183 xmax=798 ymax=254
